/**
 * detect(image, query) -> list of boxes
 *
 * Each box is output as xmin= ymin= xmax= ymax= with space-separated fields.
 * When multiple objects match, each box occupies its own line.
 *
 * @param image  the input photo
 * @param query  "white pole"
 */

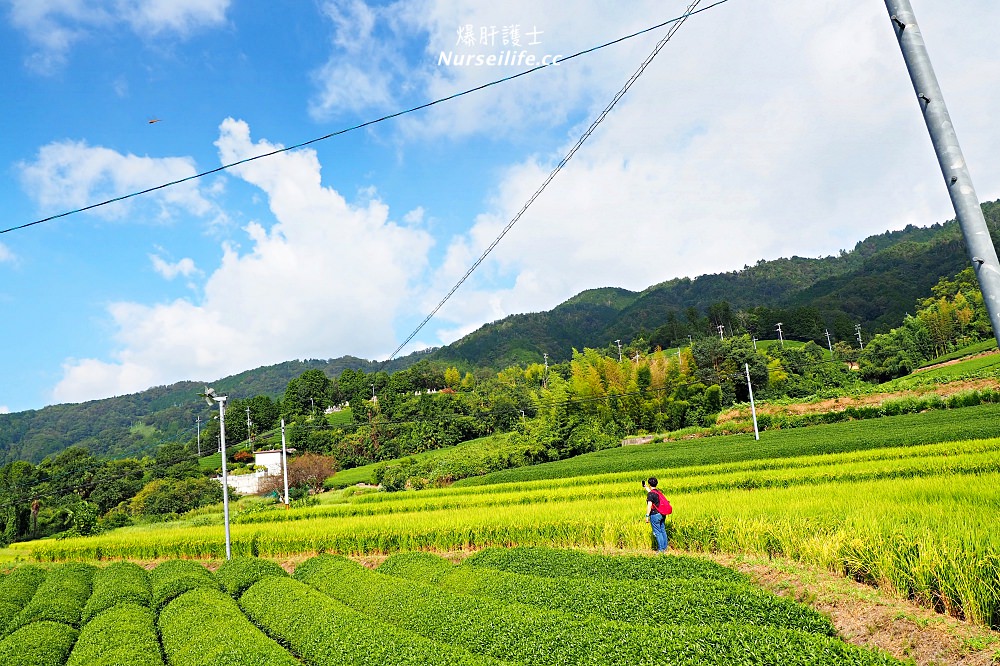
xmin=825 ymin=329 xmax=834 ymax=355
xmin=615 ymin=339 xmax=622 ymax=362
xmin=217 ymin=397 xmax=232 ymax=560
xmin=745 ymin=363 xmax=760 ymax=441
xmin=196 ymin=416 xmax=201 ymax=457
xmin=776 ymin=322 xmax=784 ymax=347
xmin=280 ymin=418 xmax=290 ymax=506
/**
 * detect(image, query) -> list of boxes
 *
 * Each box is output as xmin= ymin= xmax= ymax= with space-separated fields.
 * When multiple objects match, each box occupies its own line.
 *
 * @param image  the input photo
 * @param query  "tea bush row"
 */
xmin=295 ymin=554 xmax=899 ymax=666
xmin=240 ymin=575 xmax=508 ymax=665
xmin=67 ymin=603 xmax=163 ymax=666
xmin=214 ymin=556 xmax=287 ymax=598
xmin=7 ymin=563 xmax=94 ymax=634
xmin=0 ymin=621 xmax=77 ymax=666
xmin=81 ymin=561 xmax=151 ymax=623
xmin=158 ymin=587 xmax=298 ymax=666
xmin=378 ymin=551 xmax=835 ymax=635
xmin=0 ymin=566 xmax=46 ymax=637
xmin=149 ymin=559 xmax=218 ymax=610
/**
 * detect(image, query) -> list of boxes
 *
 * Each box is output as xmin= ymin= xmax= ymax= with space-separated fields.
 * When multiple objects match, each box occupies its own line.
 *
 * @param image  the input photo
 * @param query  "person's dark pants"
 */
xmin=650 ymin=513 xmax=668 ymax=552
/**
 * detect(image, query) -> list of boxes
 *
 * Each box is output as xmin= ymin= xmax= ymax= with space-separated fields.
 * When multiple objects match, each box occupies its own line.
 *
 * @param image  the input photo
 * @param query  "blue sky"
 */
xmin=1 ymin=0 xmax=999 ymax=414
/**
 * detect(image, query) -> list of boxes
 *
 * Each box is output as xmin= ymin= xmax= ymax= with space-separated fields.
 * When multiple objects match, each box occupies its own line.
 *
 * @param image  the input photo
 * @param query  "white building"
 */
xmin=215 ymin=449 xmax=292 ymax=495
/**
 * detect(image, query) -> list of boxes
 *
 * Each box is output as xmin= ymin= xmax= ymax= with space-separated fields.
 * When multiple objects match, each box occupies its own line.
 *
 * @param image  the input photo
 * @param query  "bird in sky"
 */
xmin=148 ymin=118 xmax=162 ymax=124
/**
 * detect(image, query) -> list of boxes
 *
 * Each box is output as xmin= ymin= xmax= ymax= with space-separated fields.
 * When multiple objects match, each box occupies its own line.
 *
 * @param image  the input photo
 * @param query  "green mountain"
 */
xmin=431 ymin=201 xmax=1000 ymax=368
xmin=2 ymin=201 xmax=997 ymax=465
xmin=0 ymin=354 xmax=426 ymax=466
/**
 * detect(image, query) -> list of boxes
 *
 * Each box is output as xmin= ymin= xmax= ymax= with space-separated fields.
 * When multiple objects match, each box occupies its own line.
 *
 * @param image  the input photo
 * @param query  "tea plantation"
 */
xmin=0 ymin=550 xmax=902 ymax=666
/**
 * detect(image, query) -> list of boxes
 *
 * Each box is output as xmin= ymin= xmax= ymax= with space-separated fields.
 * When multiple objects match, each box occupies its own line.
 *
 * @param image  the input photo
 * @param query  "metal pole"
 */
xmin=745 ymin=363 xmax=760 ymax=441
xmin=615 ymin=339 xmax=622 ymax=362
xmin=885 ymin=0 xmax=1000 ymax=349
xmin=824 ymin=329 xmax=834 ymax=355
xmin=217 ymin=397 xmax=231 ymax=560
xmin=280 ymin=418 xmax=290 ymax=507
xmin=196 ymin=416 xmax=201 ymax=457
xmin=776 ymin=323 xmax=784 ymax=347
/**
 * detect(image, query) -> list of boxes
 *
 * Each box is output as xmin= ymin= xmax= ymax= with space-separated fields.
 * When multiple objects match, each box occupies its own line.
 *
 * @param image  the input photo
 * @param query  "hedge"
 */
xmin=241 ymin=576 xmax=508 ymax=665
xmin=81 ymin=562 xmax=151 ymax=624
xmin=214 ymin=557 xmax=287 ymax=598
xmin=7 ymin=563 xmax=95 ymax=633
xmin=149 ymin=560 xmax=218 ymax=610
xmin=378 ymin=551 xmax=835 ymax=635
xmin=0 ymin=566 xmax=48 ymax=637
xmin=0 ymin=621 xmax=78 ymax=666
xmin=159 ymin=588 xmax=299 ymax=666
xmin=464 ymin=547 xmax=750 ymax=584
xmin=295 ymin=555 xmax=900 ymax=666
xmin=67 ymin=603 xmax=163 ymax=666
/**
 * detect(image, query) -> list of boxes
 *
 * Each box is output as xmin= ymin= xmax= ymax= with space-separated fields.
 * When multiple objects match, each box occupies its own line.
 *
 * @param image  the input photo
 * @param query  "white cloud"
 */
xmin=18 ymin=140 xmax=216 ymax=221
xmin=118 ymin=0 xmax=230 ymax=35
xmin=0 ymin=243 xmax=14 ymax=264
xmin=411 ymin=0 xmax=1000 ymax=348
xmin=0 ymin=405 xmax=9 ymax=414
xmin=51 ymin=118 xmax=434 ymax=403
xmin=8 ymin=0 xmax=230 ymax=73
xmin=308 ymin=0 xmax=403 ymax=120
xmin=150 ymin=254 xmax=198 ymax=280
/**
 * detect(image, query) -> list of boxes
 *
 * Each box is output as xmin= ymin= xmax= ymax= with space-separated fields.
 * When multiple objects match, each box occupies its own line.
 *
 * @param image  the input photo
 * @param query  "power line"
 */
xmin=0 ymin=1 xmax=730 ymax=238
xmin=383 ymin=0 xmax=712 ymax=365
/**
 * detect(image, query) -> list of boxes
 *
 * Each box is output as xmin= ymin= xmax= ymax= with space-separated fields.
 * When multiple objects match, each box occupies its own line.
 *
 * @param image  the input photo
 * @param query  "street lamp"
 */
xmin=200 ymin=387 xmax=232 ymax=560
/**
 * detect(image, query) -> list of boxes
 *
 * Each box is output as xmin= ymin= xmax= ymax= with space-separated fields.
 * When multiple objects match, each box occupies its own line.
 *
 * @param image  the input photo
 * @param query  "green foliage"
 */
xmin=81 ymin=561 xmax=151 ymax=624
xmin=149 ymin=560 xmax=219 ymax=610
xmin=158 ymin=588 xmax=299 ymax=666
xmin=379 ymin=551 xmax=834 ymax=635
xmin=0 ymin=566 xmax=47 ymax=636
xmin=0 ymin=621 xmax=78 ymax=666
xmin=7 ymin=563 xmax=94 ymax=633
xmin=67 ymin=603 xmax=163 ymax=666
xmin=214 ymin=557 xmax=287 ymax=598
xmin=129 ymin=477 xmax=223 ymax=517
xmin=295 ymin=554 xmax=898 ymax=665
xmin=240 ymin=576 xmax=504 ymax=665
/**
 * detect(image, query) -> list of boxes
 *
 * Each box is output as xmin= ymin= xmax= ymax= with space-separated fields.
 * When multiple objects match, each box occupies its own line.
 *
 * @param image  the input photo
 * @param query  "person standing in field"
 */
xmin=643 ymin=477 xmax=670 ymax=553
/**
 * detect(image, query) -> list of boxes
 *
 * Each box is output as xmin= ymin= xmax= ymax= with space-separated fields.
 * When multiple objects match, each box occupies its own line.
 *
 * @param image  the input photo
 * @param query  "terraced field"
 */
xmin=0 ymin=550 xmax=901 ymax=666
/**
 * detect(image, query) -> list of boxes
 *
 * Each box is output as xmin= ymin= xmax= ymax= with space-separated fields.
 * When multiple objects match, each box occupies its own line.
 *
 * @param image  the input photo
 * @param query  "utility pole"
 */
xmin=776 ymin=322 xmax=784 ymax=348
xmin=885 ymin=0 xmax=1000 ymax=349
xmin=615 ymin=339 xmax=622 ymax=362
xmin=717 ymin=324 xmax=725 ymax=340
xmin=371 ymin=384 xmax=376 ymax=402
xmin=856 ymin=324 xmax=864 ymax=350
xmin=280 ymin=419 xmax=290 ymax=506
xmin=633 ymin=351 xmax=640 ymax=363
xmin=745 ymin=363 xmax=759 ymax=441
xmin=246 ymin=407 xmax=252 ymax=448
xmin=543 ymin=352 xmax=549 ymax=388
xmin=196 ymin=416 xmax=201 ymax=457
xmin=752 ymin=336 xmax=758 ymax=351
xmin=824 ymin=329 xmax=834 ymax=355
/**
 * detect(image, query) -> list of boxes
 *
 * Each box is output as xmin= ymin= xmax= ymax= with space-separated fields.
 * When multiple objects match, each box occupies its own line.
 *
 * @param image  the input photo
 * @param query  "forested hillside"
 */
xmin=0 ymin=355 xmax=424 ymax=465
xmin=2 ymin=201 xmax=997 ymax=466
xmin=434 ymin=201 xmax=1000 ymax=368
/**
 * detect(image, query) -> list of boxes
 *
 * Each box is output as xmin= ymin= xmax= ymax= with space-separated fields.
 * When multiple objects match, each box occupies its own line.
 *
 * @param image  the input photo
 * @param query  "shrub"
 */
xmin=464 ymin=546 xmax=749 ymax=584
xmin=8 ymin=563 xmax=95 ymax=632
xmin=149 ymin=560 xmax=218 ymax=610
xmin=215 ymin=557 xmax=287 ymax=598
xmin=67 ymin=603 xmax=162 ymax=666
xmin=0 ymin=621 xmax=78 ymax=666
xmin=379 ymin=551 xmax=835 ymax=635
xmin=158 ymin=588 xmax=298 ymax=666
xmin=240 ymin=576 xmax=502 ymax=665
xmin=295 ymin=555 xmax=899 ymax=666
xmin=0 ymin=566 xmax=47 ymax=637
xmin=82 ymin=561 xmax=151 ymax=623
